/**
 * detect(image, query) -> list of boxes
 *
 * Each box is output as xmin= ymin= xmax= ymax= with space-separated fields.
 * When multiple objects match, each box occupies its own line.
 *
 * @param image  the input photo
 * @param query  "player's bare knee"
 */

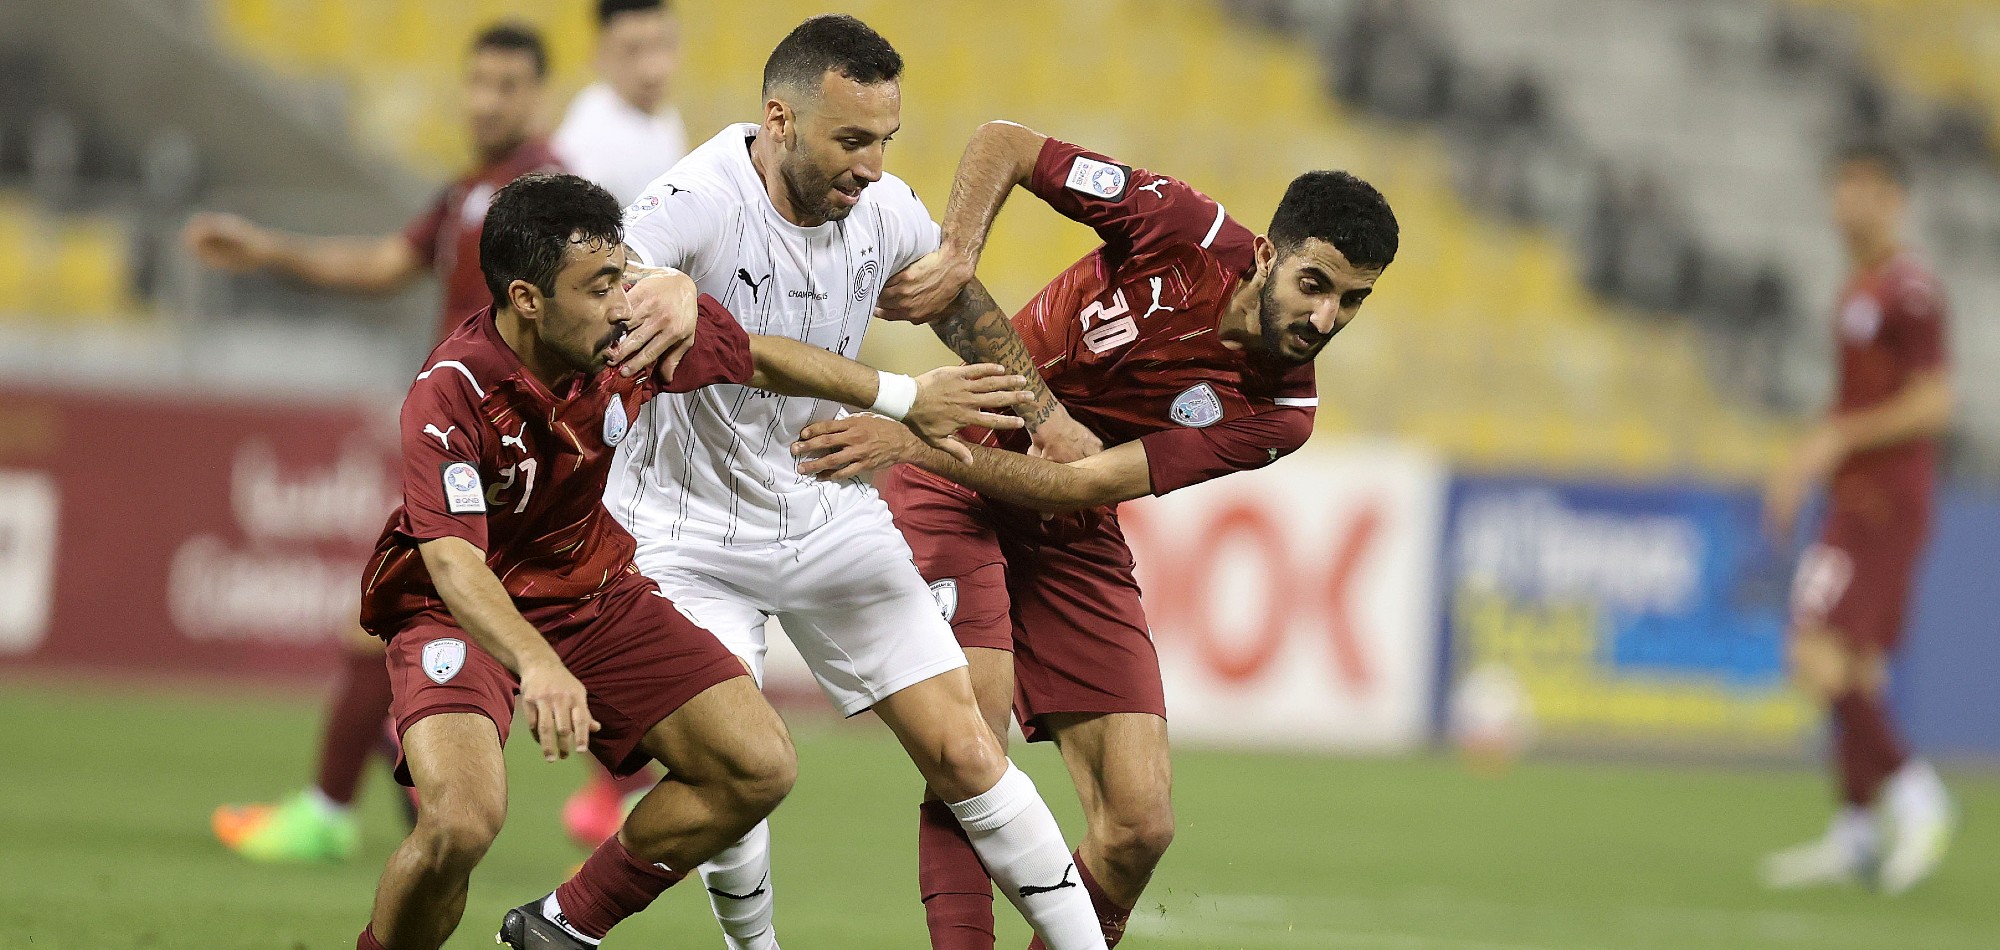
xmin=1098 ymin=800 xmax=1175 ymax=870
xmin=413 ymin=801 xmax=504 ymax=872
xmin=931 ymin=728 xmax=1008 ymax=802
xmin=718 ymin=726 xmax=797 ymax=816
xmin=1788 ymin=630 xmax=1850 ymax=700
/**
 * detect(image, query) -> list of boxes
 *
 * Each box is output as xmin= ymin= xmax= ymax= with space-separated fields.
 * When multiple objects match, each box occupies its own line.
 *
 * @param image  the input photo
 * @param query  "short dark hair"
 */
xmin=762 ymin=14 xmax=903 ymax=98
xmin=480 ymin=173 xmax=624 ymax=308
xmin=1268 ymin=171 xmax=1399 ymax=270
xmin=597 ymin=0 xmax=666 ymax=27
xmin=1832 ymin=139 xmax=1910 ymax=187
xmin=472 ymin=22 xmax=549 ymax=79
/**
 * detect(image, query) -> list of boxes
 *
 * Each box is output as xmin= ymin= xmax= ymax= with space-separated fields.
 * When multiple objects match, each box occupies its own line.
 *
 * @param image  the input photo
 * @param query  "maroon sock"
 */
xmin=1027 ymin=851 xmax=1131 ymax=950
xmin=919 ymin=800 xmax=996 ymax=950
xmin=1832 ymin=692 xmax=1909 ymax=808
xmin=553 ymin=833 xmax=686 ymax=939
xmin=355 ymin=925 xmax=387 ymax=950
xmin=316 ymin=647 xmax=395 ymax=806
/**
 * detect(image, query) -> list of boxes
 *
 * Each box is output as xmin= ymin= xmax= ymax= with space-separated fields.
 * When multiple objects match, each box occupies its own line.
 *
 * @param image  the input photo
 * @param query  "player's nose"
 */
xmin=1309 ymin=300 xmax=1342 ymax=334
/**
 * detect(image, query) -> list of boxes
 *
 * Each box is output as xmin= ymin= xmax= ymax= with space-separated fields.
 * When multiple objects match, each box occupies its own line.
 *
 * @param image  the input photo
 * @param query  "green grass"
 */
xmin=1 ymin=682 xmax=1994 ymax=950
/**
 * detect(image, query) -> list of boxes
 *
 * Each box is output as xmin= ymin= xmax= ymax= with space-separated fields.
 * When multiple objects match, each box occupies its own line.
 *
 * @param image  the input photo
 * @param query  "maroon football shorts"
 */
xmin=384 ymin=569 xmax=747 ymax=783
xmin=1791 ymin=507 xmax=1929 ymax=654
xmin=878 ymin=465 xmax=1167 ymax=742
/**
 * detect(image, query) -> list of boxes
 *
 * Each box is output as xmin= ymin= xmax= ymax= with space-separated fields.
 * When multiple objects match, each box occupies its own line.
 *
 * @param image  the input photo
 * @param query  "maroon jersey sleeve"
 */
xmin=1882 ymin=268 xmax=1949 ymax=373
xmin=391 ymin=368 xmax=490 ymax=548
xmin=655 ymin=295 xmax=755 ymax=395
xmin=1140 ymin=407 xmax=1315 ymax=496
xmin=401 ymin=188 xmax=449 ymax=269
xmin=1025 ymin=137 xmax=1227 ymax=257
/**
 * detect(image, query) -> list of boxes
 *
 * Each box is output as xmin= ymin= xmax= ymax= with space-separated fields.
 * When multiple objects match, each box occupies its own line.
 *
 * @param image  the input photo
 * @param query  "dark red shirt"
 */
xmin=985 ymin=137 xmax=1316 ymax=496
xmin=359 ymin=297 xmax=752 ymax=640
xmin=401 ymin=139 xmax=564 ymax=342
xmin=1828 ymin=251 xmax=1948 ymax=519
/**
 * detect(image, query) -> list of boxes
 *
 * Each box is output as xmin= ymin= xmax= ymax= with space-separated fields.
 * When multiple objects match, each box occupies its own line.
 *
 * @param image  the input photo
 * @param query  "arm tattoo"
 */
xmin=929 ymin=279 xmax=1058 ymax=429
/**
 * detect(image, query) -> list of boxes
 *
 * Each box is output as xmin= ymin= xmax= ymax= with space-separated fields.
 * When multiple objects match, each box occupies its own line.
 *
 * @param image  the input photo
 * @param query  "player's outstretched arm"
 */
xmin=876 ymin=120 xmax=1047 ymax=322
xmin=744 ymin=334 xmax=1032 ymax=460
xmin=417 ymin=537 xmax=599 ymax=762
xmin=793 ymin=414 xmax=1151 ymax=513
xmin=180 ymin=212 xmax=424 ymax=294
xmin=924 ymin=278 xmax=1103 ymax=462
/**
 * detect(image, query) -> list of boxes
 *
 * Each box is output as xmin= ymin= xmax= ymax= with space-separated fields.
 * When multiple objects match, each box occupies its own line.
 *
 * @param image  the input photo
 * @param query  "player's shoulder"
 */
xmin=409 ymin=313 xmax=508 ymax=404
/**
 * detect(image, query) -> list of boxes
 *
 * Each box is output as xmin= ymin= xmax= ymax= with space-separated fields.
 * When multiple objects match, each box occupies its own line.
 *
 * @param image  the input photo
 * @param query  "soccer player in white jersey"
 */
xmin=552 ymin=0 xmax=690 ymax=206
xmin=520 ymin=15 xmax=1108 ymax=950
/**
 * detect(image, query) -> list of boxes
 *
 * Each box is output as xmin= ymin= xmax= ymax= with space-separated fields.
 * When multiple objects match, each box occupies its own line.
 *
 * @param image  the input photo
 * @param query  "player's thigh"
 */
xmin=637 ymin=676 xmax=795 ymax=795
xmin=401 ymin=712 xmax=509 ymax=838
xmin=1042 ymin=712 xmax=1173 ymax=834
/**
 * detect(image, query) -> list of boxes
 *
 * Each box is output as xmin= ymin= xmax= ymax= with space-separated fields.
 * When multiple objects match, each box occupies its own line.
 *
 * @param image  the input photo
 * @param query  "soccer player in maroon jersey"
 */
xmin=181 ymin=25 xmax=670 ymax=864
xmin=791 ymin=120 xmax=1398 ymax=948
xmin=355 ymin=172 xmax=1029 ymax=950
xmin=1760 ymin=143 xmax=1955 ymax=894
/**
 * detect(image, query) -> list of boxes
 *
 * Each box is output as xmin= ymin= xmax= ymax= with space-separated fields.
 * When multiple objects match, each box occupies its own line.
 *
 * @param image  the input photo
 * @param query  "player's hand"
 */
xmin=181 ymin=212 xmax=273 ymax=272
xmin=793 ymin=414 xmax=925 ymax=480
xmin=517 ymin=658 xmax=600 ymax=763
xmin=1763 ymin=424 xmax=1845 ymax=540
xmin=1028 ymin=405 xmax=1103 ymax=463
xmin=875 ymin=247 xmax=976 ymax=324
xmin=909 ymin=364 xmax=1032 ymax=459
xmin=612 ymin=267 xmax=699 ymax=379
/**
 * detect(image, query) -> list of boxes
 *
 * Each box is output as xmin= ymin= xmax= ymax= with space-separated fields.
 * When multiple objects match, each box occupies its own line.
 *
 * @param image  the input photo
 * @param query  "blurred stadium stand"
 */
xmin=2 ymin=0 xmax=1994 ymax=483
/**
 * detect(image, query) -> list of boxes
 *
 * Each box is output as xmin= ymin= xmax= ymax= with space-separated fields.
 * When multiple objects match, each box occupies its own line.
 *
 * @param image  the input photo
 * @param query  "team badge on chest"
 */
xmin=1169 ymin=383 xmax=1224 ymax=428
xmin=422 ymin=638 xmax=467 ymax=684
xmin=603 ymin=398 xmax=629 ymax=447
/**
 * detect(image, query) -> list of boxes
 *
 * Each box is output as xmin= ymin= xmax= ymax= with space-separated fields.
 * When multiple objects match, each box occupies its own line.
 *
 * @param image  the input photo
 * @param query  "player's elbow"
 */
xmin=975 ymin=120 xmax=1046 ymax=182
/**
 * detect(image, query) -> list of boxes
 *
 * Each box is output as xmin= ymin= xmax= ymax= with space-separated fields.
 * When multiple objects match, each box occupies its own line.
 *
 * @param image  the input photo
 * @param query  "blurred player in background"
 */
xmin=1761 ymin=142 xmax=1955 ymax=894
xmin=596 ymin=15 xmax=1109 ymax=950
xmin=553 ymin=0 xmax=689 ymax=207
xmin=184 ymin=22 xmax=562 ymax=863
xmin=793 ymin=121 xmax=1399 ymax=949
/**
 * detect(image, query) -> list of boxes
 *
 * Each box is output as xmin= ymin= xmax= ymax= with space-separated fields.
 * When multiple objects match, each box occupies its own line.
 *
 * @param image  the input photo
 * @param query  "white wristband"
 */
xmin=869 ymin=371 xmax=918 ymax=421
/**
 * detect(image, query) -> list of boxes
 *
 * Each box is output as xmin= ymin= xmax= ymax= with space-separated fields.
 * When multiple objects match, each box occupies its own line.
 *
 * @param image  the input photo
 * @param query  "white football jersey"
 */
xmin=608 ymin=123 xmax=941 ymax=546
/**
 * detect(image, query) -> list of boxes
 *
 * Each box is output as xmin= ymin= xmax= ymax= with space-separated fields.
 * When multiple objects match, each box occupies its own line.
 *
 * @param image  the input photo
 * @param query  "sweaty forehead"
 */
xmin=560 ymin=236 xmax=625 ymax=282
xmin=1287 ymin=238 xmax=1381 ymax=287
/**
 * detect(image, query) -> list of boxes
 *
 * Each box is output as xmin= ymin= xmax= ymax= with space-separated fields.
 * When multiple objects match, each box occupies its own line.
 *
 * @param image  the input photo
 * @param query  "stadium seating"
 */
xmin=0 ymin=190 xmax=138 ymax=322
xmin=203 ymin=0 xmax=1794 ymax=479
xmin=1797 ymin=0 xmax=2000 ymax=156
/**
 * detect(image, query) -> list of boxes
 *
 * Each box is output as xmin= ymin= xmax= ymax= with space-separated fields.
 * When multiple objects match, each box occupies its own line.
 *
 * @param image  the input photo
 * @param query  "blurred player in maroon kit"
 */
xmin=354 ymin=171 xmax=1029 ymax=950
xmin=792 ymin=120 xmax=1398 ymax=948
xmin=1761 ymin=143 xmax=1956 ymax=894
xmin=181 ymin=24 xmax=576 ymax=862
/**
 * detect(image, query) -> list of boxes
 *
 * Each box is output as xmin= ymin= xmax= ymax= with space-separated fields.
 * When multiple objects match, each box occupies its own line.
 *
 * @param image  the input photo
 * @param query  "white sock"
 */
xmin=947 ymin=763 xmax=1106 ymax=950
xmin=1887 ymin=758 xmax=1949 ymax=822
xmin=700 ymin=820 xmax=779 ymax=950
xmin=1831 ymin=805 xmax=1879 ymax=859
xmin=540 ymin=893 xmax=602 ymax=946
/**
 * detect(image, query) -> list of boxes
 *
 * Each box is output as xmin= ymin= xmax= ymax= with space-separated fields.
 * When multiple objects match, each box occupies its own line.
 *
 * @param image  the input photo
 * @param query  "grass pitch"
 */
xmin=1 ymin=681 xmax=1994 ymax=949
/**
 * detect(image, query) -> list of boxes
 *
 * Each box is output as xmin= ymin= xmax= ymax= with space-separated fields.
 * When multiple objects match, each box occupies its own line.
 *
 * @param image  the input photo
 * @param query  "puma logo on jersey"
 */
xmin=1135 ymin=179 xmax=1171 ymax=198
xmin=1142 ymin=276 xmax=1177 ymax=319
xmin=662 ymin=183 xmax=690 ymax=196
xmin=736 ymin=268 xmax=773 ymax=302
xmin=422 ymin=424 xmax=456 ymax=449
xmin=500 ymin=424 xmax=527 ymax=453
xmin=1018 ymin=865 xmax=1079 ymax=898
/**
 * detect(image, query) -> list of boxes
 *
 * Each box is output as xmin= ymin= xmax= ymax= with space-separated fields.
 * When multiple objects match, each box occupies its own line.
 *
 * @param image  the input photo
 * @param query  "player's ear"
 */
xmin=506 ymin=278 xmax=542 ymax=319
xmin=764 ymin=97 xmax=791 ymax=143
xmin=1252 ymin=235 xmax=1277 ymax=277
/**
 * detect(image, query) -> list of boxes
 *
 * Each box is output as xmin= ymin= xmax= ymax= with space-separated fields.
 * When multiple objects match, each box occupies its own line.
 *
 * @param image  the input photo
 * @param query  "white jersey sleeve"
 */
xmin=870 ymin=173 xmax=943 ymax=275
xmin=622 ymin=176 xmax=734 ymax=282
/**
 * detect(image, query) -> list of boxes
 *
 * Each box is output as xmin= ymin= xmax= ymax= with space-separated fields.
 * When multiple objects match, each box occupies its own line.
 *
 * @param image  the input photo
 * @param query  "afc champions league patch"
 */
xmin=440 ymin=461 xmax=485 ymax=514
xmin=603 ymin=397 xmax=629 ymax=447
xmin=1169 ymin=383 xmax=1224 ymax=428
xmin=422 ymin=638 xmax=467 ymax=684
xmin=928 ymin=578 xmax=959 ymax=623
xmin=1064 ymin=155 xmax=1132 ymax=201
xmin=623 ymin=191 xmax=662 ymax=225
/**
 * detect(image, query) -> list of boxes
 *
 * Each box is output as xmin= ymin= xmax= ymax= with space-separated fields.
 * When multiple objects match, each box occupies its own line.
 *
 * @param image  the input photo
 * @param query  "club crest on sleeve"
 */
xmin=1169 ymin=383 xmax=1224 ymax=428
xmin=440 ymin=461 xmax=485 ymax=514
xmin=928 ymin=579 xmax=959 ymax=623
xmin=604 ymin=398 xmax=630 ymax=447
xmin=422 ymin=638 xmax=467 ymax=684
xmin=1065 ymin=156 xmax=1131 ymax=200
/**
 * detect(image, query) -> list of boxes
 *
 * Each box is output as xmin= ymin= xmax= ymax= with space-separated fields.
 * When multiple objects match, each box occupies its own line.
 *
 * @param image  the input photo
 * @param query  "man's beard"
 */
xmin=780 ymin=155 xmax=850 ymax=223
xmin=1257 ymin=279 xmax=1331 ymax=366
